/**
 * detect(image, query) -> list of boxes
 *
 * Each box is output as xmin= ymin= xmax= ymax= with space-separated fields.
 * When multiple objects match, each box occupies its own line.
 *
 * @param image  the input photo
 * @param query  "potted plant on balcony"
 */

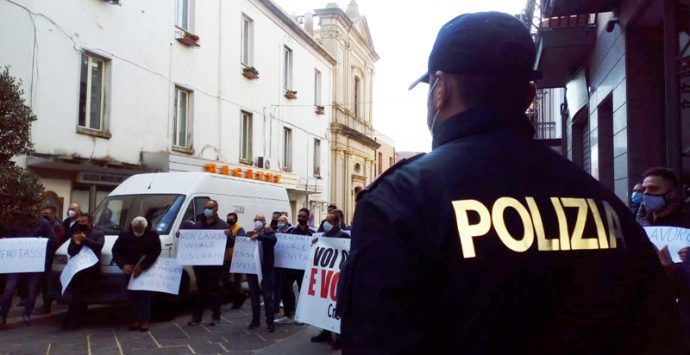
xmin=177 ymin=32 xmax=200 ymax=47
xmin=242 ymin=67 xmax=259 ymax=80
xmin=284 ymin=89 xmax=298 ymax=100
xmin=315 ymin=105 xmax=325 ymax=114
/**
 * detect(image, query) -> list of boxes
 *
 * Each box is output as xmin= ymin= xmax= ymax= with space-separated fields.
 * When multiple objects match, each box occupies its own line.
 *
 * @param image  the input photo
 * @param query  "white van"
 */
xmin=52 ymin=172 xmax=290 ymax=306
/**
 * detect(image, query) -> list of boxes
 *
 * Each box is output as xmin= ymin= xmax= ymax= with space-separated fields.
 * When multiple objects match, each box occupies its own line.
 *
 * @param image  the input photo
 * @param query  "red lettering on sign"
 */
xmin=330 ymin=272 xmax=340 ymax=302
xmin=308 ymin=268 xmax=318 ymax=296
xmin=320 ymin=270 xmax=334 ymax=299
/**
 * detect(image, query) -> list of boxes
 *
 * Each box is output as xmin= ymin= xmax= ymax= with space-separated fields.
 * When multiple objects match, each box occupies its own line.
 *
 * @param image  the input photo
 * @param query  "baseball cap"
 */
xmin=409 ymin=11 xmax=541 ymax=90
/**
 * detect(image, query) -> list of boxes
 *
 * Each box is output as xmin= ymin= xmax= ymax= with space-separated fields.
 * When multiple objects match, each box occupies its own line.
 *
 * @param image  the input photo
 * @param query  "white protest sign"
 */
xmin=230 ymin=236 xmax=262 ymax=282
xmin=176 ymin=230 xmax=227 ymax=266
xmin=274 ymin=233 xmax=311 ymax=270
xmin=295 ymin=234 xmax=350 ymax=334
xmin=0 ymin=238 xmax=48 ymax=274
xmin=128 ymin=257 xmax=183 ymax=295
xmin=644 ymin=226 xmax=690 ymax=263
xmin=60 ymin=246 xmax=99 ymax=295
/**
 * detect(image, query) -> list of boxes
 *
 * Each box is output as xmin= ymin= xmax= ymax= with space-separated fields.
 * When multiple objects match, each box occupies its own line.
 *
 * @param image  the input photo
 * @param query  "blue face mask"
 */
xmin=631 ymin=192 xmax=643 ymax=204
xmin=643 ymin=193 xmax=667 ymax=213
xmin=278 ymin=222 xmax=286 ymax=229
xmin=203 ymin=209 xmax=214 ymax=218
xmin=323 ymin=221 xmax=333 ymax=233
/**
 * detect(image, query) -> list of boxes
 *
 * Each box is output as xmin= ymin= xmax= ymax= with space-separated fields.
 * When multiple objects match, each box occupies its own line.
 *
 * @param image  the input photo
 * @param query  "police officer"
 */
xmin=338 ymin=12 xmax=685 ymax=354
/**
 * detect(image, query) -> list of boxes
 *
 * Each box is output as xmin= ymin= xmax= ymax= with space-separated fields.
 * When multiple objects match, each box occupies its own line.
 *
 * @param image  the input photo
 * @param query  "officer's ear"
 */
xmin=433 ymin=71 xmax=452 ymax=111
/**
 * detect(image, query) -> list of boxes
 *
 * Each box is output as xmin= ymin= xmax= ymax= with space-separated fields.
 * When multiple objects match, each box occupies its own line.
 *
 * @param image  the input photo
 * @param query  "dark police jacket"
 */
xmin=112 ymin=226 xmax=162 ymax=272
xmin=339 ymin=106 xmax=685 ymax=354
xmin=67 ymin=226 xmax=105 ymax=273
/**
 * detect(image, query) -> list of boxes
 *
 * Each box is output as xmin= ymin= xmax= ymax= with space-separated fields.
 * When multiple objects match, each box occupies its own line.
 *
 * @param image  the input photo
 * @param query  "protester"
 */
xmin=338 ymin=12 xmax=685 ymax=353
xmin=247 ymin=214 xmax=277 ymax=332
xmin=35 ymin=206 xmax=65 ymax=315
xmin=311 ymin=211 xmax=349 ymax=349
xmin=333 ymin=209 xmax=350 ymax=231
xmin=63 ymin=214 xmax=104 ymax=329
xmin=0 ymin=215 xmax=54 ymax=326
xmin=641 ymin=167 xmax=690 ymax=227
xmin=224 ymin=212 xmax=247 ymax=310
xmin=184 ymin=200 xmax=231 ymax=327
xmin=276 ymin=215 xmax=291 ymax=233
xmin=630 ymin=182 xmax=644 ymax=216
xmin=62 ymin=203 xmax=82 ymax=236
xmin=270 ymin=211 xmax=281 ymax=230
xmin=275 ymin=208 xmax=314 ymax=325
xmin=317 ymin=204 xmax=337 ymax=232
xmin=112 ymin=217 xmax=162 ymax=331
xmin=272 ymin=215 xmax=293 ymax=314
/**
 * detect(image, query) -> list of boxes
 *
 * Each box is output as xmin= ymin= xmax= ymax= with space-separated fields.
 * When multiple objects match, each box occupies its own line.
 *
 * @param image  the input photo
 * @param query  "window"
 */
xmin=283 ymin=128 xmax=293 ymax=170
xmin=314 ymin=69 xmax=322 ymax=106
xmin=174 ymin=87 xmax=192 ymax=148
xmin=181 ymin=196 xmax=210 ymax=225
xmin=378 ymin=152 xmax=383 ymax=174
xmin=283 ymin=46 xmax=293 ymax=89
xmin=241 ymin=15 xmax=253 ymax=66
xmin=240 ymin=111 xmax=253 ymax=162
xmin=176 ymin=0 xmax=190 ymax=31
xmin=314 ymin=139 xmax=321 ymax=176
xmin=389 ymin=156 xmax=394 ymax=168
xmin=354 ymin=76 xmax=361 ymax=118
xmin=78 ymin=53 xmax=107 ymax=131
xmin=92 ymin=194 xmax=186 ymax=235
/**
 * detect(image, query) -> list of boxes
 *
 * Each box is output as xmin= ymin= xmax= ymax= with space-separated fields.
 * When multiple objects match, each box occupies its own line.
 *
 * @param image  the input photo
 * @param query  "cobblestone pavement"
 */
xmin=0 ymin=298 xmax=340 ymax=355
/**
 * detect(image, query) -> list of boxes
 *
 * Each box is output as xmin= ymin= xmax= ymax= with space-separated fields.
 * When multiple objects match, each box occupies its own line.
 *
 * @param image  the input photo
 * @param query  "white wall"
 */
xmin=0 ymin=0 xmax=333 ymax=204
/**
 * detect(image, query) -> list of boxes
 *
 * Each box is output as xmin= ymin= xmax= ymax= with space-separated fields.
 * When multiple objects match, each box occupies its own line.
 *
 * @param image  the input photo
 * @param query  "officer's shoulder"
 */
xmin=356 ymin=153 xmax=426 ymax=202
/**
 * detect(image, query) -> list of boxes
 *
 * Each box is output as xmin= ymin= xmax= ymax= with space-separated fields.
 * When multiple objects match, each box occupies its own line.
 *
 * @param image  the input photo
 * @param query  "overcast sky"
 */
xmin=274 ymin=0 xmax=526 ymax=152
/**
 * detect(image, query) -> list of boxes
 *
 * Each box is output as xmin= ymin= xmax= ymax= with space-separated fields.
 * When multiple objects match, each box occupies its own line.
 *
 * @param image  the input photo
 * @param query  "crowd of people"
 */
xmin=0 ymin=199 xmax=350 ymax=350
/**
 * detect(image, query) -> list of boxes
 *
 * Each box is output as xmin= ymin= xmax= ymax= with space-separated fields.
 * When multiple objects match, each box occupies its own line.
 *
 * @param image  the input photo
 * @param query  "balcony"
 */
xmin=542 ymin=0 xmax=619 ymax=17
xmin=535 ymin=13 xmax=597 ymax=88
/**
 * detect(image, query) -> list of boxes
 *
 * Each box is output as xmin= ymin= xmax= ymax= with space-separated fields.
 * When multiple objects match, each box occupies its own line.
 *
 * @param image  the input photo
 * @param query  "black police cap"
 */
xmin=409 ymin=11 xmax=541 ymax=90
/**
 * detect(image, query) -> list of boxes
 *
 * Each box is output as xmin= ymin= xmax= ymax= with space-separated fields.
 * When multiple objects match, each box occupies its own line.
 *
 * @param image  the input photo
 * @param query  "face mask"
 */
xmin=68 ymin=210 xmax=77 ymax=218
xmin=133 ymin=231 xmax=145 ymax=237
xmin=203 ymin=209 xmax=214 ymax=218
xmin=254 ymin=221 xmax=265 ymax=230
xmin=227 ymin=219 xmax=236 ymax=226
xmin=278 ymin=222 xmax=286 ymax=229
xmin=643 ymin=193 xmax=667 ymax=213
xmin=427 ymin=79 xmax=440 ymax=136
xmin=631 ymin=192 xmax=643 ymax=204
xmin=78 ymin=223 xmax=89 ymax=233
xmin=323 ymin=221 xmax=334 ymax=233
xmin=298 ymin=218 xmax=308 ymax=226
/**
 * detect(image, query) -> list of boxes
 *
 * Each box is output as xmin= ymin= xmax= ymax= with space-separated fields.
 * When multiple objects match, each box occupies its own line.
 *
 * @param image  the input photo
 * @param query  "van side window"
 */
xmin=182 ymin=196 xmax=210 ymax=225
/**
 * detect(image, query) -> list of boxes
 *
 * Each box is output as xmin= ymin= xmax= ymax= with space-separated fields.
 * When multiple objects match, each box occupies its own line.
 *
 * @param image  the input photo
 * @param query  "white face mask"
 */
xmin=254 ymin=220 xmax=265 ymax=230
xmin=323 ymin=221 xmax=334 ymax=233
xmin=67 ymin=210 xmax=77 ymax=218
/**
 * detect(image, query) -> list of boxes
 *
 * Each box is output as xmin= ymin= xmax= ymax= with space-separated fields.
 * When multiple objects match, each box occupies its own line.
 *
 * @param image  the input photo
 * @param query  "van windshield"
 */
xmin=92 ymin=194 xmax=185 ymax=235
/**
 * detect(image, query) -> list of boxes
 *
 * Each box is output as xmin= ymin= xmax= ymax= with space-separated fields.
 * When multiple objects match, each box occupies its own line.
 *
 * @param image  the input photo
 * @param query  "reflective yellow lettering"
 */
xmin=602 ymin=201 xmax=621 ymax=249
xmin=587 ymin=199 xmax=609 ymax=249
xmin=452 ymin=200 xmax=491 ymax=259
xmin=526 ymin=197 xmax=559 ymax=251
xmin=561 ymin=198 xmax=598 ymax=250
xmin=551 ymin=197 xmax=571 ymax=251
xmin=492 ymin=197 xmax=534 ymax=253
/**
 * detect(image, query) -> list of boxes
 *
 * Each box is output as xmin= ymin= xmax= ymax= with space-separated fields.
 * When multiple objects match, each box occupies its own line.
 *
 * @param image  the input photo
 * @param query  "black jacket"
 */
xmin=67 ymin=227 xmax=105 ymax=262
xmin=646 ymin=207 xmax=690 ymax=228
xmin=286 ymin=224 xmax=315 ymax=236
xmin=324 ymin=227 xmax=350 ymax=239
xmin=339 ymin=106 xmax=685 ymax=354
xmin=255 ymin=228 xmax=277 ymax=274
xmin=112 ymin=227 xmax=162 ymax=271
xmin=63 ymin=217 xmax=80 ymax=238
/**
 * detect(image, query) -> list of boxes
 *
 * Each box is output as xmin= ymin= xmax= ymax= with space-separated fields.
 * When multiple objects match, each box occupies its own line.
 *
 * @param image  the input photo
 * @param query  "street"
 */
xmin=0 ymin=297 xmax=340 ymax=355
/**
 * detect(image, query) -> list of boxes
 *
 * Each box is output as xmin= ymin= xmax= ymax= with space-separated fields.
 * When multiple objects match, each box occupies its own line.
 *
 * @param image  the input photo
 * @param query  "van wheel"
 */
xmin=151 ymin=271 xmax=191 ymax=321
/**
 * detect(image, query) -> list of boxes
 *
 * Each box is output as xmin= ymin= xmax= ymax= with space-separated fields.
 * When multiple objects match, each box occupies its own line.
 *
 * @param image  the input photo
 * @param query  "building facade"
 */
xmin=531 ymin=0 xmax=688 ymax=202
xmin=312 ymin=1 xmax=380 ymax=223
xmin=0 ymin=0 xmax=334 ymax=222
xmin=374 ymin=132 xmax=396 ymax=178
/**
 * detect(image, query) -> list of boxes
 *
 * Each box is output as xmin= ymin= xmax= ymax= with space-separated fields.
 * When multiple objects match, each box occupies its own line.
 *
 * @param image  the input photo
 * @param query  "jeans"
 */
xmin=248 ymin=272 xmax=274 ymax=325
xmin=129 ymin=290 xmax=153 ymax=322
xmin=39 ymin=252 xmax=55 ymax=311
xmin=273 ymin=269 xmax=282 ymax=314
xmin=279 ymin=268 xmax=304 ymax=318
xmin=192 ymin=266 xmax=223 ymax=321
xmin=1 ymin=273 xmax=41 ymax=318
